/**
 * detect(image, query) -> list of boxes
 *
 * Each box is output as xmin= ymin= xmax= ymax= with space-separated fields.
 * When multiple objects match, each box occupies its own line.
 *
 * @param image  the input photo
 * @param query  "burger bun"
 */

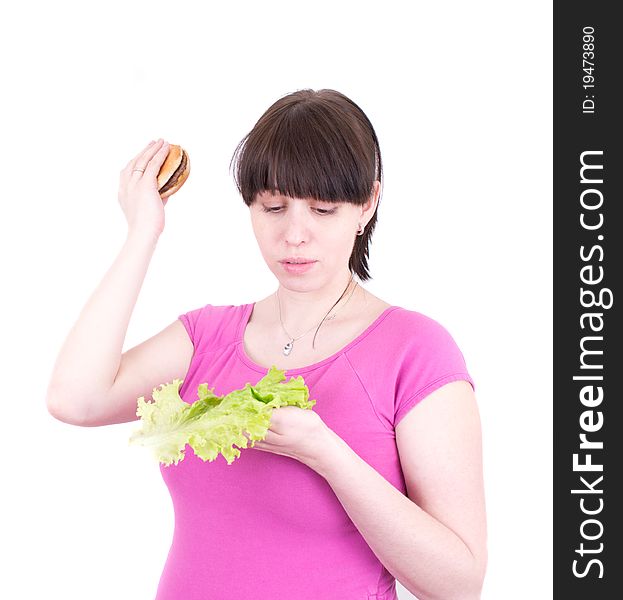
xmin=156 ymin=144 xmax=190 ymax=199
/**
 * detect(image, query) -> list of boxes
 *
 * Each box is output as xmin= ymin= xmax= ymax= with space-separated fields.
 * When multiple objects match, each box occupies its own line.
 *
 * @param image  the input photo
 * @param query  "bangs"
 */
xmin=231 ymin=90 xmax=379 ymax=206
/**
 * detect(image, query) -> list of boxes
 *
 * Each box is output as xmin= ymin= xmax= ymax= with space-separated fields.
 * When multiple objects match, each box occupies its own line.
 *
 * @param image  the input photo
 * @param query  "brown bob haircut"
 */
xmin=230 ymin=88 xmax=383 ymax=282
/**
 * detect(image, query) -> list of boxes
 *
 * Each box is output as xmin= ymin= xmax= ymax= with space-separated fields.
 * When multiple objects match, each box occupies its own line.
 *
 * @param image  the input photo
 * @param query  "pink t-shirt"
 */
xmin=156 ymin=302 xmax=475 ymax=600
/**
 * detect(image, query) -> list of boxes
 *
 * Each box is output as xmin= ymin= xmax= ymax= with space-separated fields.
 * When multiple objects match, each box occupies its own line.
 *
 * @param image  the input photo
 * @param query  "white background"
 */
xmin=1 ymin=1 xmax=552 ymax=598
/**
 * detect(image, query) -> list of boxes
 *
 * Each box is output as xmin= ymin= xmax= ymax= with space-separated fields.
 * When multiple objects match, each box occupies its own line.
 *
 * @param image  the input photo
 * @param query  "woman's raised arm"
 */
xmin=46 ymin=139 xmax=187 ymax=426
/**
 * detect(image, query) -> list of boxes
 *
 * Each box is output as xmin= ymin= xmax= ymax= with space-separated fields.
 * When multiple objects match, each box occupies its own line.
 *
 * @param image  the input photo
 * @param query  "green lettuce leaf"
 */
xmin=128 ymin=365 xmax=315 ymax=466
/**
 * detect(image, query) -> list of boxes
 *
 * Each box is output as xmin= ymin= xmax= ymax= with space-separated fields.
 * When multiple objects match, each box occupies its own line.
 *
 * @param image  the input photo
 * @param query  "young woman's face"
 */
xmin=249 ymin=191 xmax=364 ymax=290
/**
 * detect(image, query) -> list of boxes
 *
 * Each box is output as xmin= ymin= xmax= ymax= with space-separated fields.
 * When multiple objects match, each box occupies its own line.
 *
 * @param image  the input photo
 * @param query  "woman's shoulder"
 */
xmin=177 ymin=302 xmax=250 ymax=352
xmin=341 ymin=289 xmax=456 ymax=347
xmin=378 ymin=303 xmax=454 ymax=337
xmin=370 ymin=304 xmax=470 ymax=368
xmin=347 ymin=300 xmax=475 ymax=425
xmin=178 ymin=301 xmax=249 ymax=325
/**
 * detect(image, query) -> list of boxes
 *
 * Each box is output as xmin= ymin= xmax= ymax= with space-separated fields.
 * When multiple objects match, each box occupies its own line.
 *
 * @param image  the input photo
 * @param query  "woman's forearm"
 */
xmin=310 ymin=429 xmax=485 ymax=600
xmin=46 ymin=228 xmax=159 ymax=423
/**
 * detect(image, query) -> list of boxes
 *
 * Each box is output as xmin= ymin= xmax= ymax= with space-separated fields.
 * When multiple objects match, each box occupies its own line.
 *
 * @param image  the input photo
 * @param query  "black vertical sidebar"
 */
xmin=554 ymin=2 xmax=622 ymax=598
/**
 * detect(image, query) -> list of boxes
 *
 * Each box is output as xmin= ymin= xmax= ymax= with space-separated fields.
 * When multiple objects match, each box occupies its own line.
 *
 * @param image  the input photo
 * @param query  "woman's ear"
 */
xmin=360 ymin=180 xmax=381 ymax=222
xmin=372 ymin=180 xmax=381 ymax=204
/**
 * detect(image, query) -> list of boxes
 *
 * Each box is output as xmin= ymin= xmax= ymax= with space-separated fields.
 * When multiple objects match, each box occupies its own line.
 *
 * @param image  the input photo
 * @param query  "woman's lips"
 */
xmin=280 ymin=260 xmax=317 ymax=274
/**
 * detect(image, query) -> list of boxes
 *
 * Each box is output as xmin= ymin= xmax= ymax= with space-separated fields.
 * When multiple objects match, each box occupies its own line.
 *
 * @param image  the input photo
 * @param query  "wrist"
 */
xmin=305 ymin=425 xmax=352 ymax=478
xmin=126 ymin=227 xmax=161 ymax=247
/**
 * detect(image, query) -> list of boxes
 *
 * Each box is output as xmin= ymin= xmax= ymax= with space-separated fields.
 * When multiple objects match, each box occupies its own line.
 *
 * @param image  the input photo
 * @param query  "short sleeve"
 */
xmin=177 ymin=303 xmax=244 ymax=357
xmin=178 ymin=308 xmax=199 ymax=345
xmin=393 ymin=315 xmax=475 ymax=426
xmin=178 ymin=303 xmax=215 ymax=354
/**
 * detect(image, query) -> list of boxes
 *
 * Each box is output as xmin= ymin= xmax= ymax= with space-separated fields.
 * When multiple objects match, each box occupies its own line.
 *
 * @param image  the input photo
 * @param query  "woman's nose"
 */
xmin=283 ymin=207 xmax=311 ymax=245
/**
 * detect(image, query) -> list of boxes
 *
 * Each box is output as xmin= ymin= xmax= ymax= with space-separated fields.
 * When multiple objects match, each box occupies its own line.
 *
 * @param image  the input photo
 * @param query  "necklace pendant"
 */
xmin=283 ymin=340 xmax=294 ymax=356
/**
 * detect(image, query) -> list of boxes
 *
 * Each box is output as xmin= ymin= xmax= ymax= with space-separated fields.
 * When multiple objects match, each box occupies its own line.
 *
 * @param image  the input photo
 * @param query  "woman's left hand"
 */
xmin=250 ymin=407 xmax=334 ymax=470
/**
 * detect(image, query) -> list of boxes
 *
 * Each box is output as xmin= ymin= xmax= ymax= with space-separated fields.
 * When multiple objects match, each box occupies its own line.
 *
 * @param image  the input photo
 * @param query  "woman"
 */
xmin=47 ymin=89 xmax=487 ymax=599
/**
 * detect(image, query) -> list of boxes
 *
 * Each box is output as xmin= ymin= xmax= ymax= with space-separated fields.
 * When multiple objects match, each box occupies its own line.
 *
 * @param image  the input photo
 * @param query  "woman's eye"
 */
xmin=261 ymin=206 xmax=337 ymax=215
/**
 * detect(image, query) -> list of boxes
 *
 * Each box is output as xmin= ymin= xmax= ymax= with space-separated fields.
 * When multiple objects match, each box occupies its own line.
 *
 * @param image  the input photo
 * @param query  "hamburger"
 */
xmin=157 ymin=144 xmax=190 ymax=199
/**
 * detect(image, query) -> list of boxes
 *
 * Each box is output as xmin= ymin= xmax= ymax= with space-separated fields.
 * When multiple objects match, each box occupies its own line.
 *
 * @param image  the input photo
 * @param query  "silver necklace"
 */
xmin=277 ymin=274 xmax=358 ymax=356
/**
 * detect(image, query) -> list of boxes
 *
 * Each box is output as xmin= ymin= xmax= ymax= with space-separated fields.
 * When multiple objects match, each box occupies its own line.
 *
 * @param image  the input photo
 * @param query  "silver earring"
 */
xmin=356 ymin=223 xmax=364 ymax=236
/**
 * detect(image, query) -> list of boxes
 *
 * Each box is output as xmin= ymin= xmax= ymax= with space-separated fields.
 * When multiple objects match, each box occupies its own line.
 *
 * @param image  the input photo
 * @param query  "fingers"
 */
xmin=241 ymin=429 xmax=276 ymax=445
xmin=123 ymin=140 xmax=155 ymax=171
xmin=132 ymin=140 xmax=156 ymax=165
xmin=132 ymin=139 xmax=168 ymax=174
xmin=121 ymin=138 xmax=169 ymax=175
xmin=143 ymin=140 xmax=171 ymax=178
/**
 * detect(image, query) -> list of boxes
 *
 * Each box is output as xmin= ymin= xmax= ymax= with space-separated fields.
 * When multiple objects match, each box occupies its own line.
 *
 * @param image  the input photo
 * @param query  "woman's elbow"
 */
xmin=469 ymin=548 xmax=488 ymax=599
xmin=46 ymin=392 xmax=91 ymax=427
xmin=447 ymin=548 xmax=488 ymax=600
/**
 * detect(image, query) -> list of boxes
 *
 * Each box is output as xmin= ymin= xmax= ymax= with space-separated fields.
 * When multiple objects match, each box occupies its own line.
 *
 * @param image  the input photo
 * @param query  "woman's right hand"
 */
xmin=118 ymin=139 xmax=171 ymax=239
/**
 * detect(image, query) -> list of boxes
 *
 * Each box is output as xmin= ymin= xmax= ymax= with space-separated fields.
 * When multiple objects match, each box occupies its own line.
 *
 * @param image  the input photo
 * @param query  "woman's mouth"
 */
xmin=279 ymin=259 xmax=317 ymax=274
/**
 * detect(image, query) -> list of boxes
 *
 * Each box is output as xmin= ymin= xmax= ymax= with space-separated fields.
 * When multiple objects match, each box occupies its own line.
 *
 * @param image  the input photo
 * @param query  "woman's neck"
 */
xmin=274 ymin=272 xmax=361 ymax=334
